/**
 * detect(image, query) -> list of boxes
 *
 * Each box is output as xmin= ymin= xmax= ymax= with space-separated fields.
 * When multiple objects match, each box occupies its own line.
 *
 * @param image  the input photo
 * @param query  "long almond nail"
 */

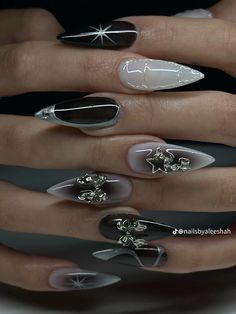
xmin=119 ymin=58 xmax=204 ymax=91
xmin=47 ymin=172 xmax=132 ymax=205
xmin=35 ymin=97 xmax=120 ymax=129
xmin=49 ymin=268 xmax=120 ymax=290
xmin=57 ymin=21 xmax=137 ymax=49
xmin=128 ymin=142 xmax=215 ymax=176
xmin=93 ymin=245 xmax=167 ymax=268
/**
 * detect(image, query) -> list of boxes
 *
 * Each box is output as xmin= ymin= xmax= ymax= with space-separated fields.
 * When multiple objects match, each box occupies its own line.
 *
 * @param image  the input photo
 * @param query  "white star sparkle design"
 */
xmin=89 ymin=24 xmax=116 ymax=45
xmin=69 ymin=275 xmax=87 ymax=289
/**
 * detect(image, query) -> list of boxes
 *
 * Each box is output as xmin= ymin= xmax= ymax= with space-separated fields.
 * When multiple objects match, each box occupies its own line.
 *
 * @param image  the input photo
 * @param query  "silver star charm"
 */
xmin=66 ymin=274 xmax=87 ymax=289
xmin=89 ymin=24 xmax=116 ymax=45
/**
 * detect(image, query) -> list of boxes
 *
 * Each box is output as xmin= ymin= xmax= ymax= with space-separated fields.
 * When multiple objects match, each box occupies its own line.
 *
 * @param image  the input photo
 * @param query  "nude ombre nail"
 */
xmin=119 ymin=59 xmax=204 ymax=91
xmin=47 ymin=172 xmax=132 ymax=205
xmin=128 ymin=142 xmax=215 ymax=176
xmin=49 ymin=268 xmax=120 ymax=290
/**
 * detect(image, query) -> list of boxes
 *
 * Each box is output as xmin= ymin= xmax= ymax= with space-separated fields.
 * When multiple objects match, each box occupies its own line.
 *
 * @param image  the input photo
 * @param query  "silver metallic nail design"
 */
xmin=128 ymin=142 xmax=215 ymax=176
xmin=119 ymin=58 xmax=204 ymax=91
xmin=47 ymin=172 xmax=132 ymax=205
xmin=49 ymin=268 xmax=120 ymax=290
xmin=146 ymin=147 xmax=191 ymax=174
xmin=93 ymin=245 xmax=167 ymax=268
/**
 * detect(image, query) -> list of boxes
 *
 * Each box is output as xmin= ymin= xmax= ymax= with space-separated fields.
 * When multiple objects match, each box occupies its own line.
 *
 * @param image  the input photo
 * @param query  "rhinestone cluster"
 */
xmin=77 ymin=174 xmax=108 ymax=203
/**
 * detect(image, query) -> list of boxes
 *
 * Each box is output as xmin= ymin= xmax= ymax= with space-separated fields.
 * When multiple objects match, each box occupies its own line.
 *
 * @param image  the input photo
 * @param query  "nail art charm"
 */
xmin=35 ymin=97 xmax=120 ymax=129
xmin=57 ymin=21 xmax=138 ymax=49
xmin=128 ymin=142 xmax=215 ymax=176
xmin=100 ymin=214 xmax=175 ymax=245
xmin=47 ymin=172 xmax=132 ymax=205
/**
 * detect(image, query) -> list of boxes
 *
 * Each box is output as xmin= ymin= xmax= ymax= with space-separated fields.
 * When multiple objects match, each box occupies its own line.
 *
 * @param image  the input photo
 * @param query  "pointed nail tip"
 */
xmin=92 ymin=251 xmax=109 ymax=261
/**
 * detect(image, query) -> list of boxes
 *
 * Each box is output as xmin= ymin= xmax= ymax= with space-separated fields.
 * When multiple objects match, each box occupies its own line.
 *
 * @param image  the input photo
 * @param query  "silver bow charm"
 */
xmin=77 ymin=174 xmax=108 ymax=203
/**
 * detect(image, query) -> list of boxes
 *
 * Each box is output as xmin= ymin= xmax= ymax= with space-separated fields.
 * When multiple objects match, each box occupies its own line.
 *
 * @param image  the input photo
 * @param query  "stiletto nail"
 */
xmin=99 ymin=214 xmax=175 ymax=246
xmin=47 ymin=173 xmax=132 ymax=205
xmin=35 ymin=97 xmax=120 ymax=129
xmin=49 ymin=268 xmax=120 ymax=290
xmin=119 ymin=58 xmax=204 ymax=91
xmin=57 ymin=21 xmax=137 ymax=49
xmin=128 ymin=142 xmax=215 ymax=176
xmin=93 ymin=245 xmax=167 ymax=268
xmin=175 ymin=9 xmax=213 ymax=18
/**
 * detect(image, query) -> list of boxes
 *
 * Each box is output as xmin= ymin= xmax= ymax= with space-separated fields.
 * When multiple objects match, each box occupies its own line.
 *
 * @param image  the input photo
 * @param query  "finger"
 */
xmin=0 ymin=40 xmax=204 ymax=97
xmin=47 ymin=168 xmax=236 ymax=212
xmin=0 ymin=8 xmax=63 ymax=45
xmin=0 ymin=115 xmax=213 ymax=178
xmin=60 ymin=16 xmax=236 ymax=76
xmin=48 ymin=91 xmax=236 ymax=148
xmin=93 ymin=231 xmax=236 ymax=273
xmin=0 ymin=245 xmax=119 ymax=291
xmin=210 ymin=0 xmax=236 ymax=22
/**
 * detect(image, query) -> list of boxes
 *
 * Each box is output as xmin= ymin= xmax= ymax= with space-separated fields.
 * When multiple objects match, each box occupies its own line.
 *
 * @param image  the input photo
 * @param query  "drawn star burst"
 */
xmin=69 ymin=275 xmax=87 ymax=289
xmin=89 ymin=24 xmax=116 ymax=45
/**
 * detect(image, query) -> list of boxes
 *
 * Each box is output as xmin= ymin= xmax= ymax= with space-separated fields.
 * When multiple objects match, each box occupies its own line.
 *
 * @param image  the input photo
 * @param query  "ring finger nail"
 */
xmin=35 ymin=97 xmax=120 ymax=129
xmin=119 ymin=59 xmax=204 ymax=91
xmin=93 ymin=245 xmax=167 ymax=268
xmin=47 ymin=172 xmax=132 ymax=205
xmin=57 ymin=21 xmax=137 ymax=49
xmin=49 ymin=268 xmax=120 ymax=290
xmin=128 ymin=142 xmax=215 ymax=176
xmin=99 ymin=214 xmax=174 ymax=245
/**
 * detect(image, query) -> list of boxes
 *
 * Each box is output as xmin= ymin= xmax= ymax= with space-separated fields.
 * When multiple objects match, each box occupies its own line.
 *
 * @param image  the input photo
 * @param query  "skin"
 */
xmin=0 ymin=0 xmax=235 ymax=291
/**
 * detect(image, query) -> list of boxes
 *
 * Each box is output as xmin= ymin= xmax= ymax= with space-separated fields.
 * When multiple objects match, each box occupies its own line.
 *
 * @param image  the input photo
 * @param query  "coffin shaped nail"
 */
xmin=35 ymin=97 xmax=120 ymax=129
xmin=128 ymin=142 xmax=215 ymax=176
xmin=175 ymin=9 xmax=213 ymax=18
xmin=57 ymin=21 xmax=137 ymax=49
xmin=119 ymin=58 xmax=204 ymax=91
xmin=48 ymin=172 xmax=132 ymax=205
xmin=93 ymin=245 xmax=167 ymax=268
xmin=100 ymin=214 xmax=175 ymax=246
xmin=49 ymin=268 xmax=120 ymax=290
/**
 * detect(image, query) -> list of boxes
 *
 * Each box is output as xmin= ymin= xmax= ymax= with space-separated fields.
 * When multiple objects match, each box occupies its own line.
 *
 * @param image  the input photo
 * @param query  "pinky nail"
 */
xmin=175 ymin=9 xmax=213 ymax=18
xmin=47 ymin=172 xmax=132 ymax=205
xmin=49 ymin=268 xmax=120 ymax=290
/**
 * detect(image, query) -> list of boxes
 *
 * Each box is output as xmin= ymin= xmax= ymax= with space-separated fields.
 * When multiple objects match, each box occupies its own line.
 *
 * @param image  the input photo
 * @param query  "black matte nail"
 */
xmin=93 ymin=245 xmax=167 ymax=268
xmin=100 ymin=214 xmax=175 ymax=247
xmin=35 ymin=97 xmax=120 ymax=129
xmin=57 ymin=21 xmax=137 ymax=49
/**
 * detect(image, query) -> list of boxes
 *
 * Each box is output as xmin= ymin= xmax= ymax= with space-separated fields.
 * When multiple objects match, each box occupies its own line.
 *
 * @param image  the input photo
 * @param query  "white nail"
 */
xmin=119 ymin=59 xmax=204 ymax=91
xmin=175 ymin=9 xmax=213 ymax=18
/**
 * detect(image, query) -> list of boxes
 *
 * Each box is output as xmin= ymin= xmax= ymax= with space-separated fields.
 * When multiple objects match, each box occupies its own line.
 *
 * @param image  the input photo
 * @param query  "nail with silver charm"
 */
xmin=47 ymin=172 xmax=132 ymax=205
xmin=128 ymin=142 xmax=215 ymax=176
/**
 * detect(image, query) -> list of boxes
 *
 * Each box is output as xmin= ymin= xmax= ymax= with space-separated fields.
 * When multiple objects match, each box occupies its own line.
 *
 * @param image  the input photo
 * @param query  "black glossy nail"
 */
xmin=35 ymin=97 xmax=120 ymax=129
xmin=100 ymin=214 xmax=175 ymax=247
xmin=57 ymin=21 xmax=137 ymax=49
xmin=93 ymin=245 xmax=167 ymax=268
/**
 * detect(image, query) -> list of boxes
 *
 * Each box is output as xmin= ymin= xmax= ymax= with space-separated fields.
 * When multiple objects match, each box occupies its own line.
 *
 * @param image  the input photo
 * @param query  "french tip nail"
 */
xmin=49 ymin=268 xmax=120 ymax=290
